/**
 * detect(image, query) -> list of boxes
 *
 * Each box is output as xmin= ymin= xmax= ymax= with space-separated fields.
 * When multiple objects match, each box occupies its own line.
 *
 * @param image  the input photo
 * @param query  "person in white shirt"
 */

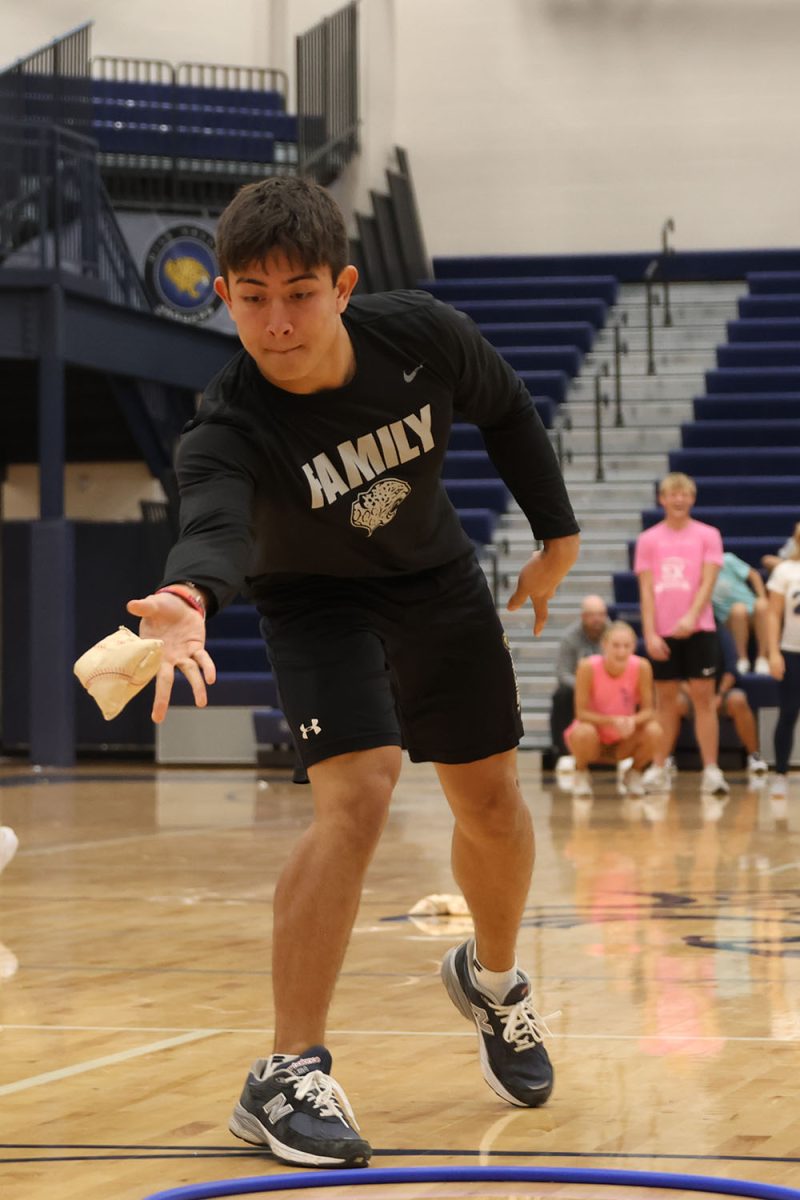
xmin=766 ymin=542 xmax=800 ymax=798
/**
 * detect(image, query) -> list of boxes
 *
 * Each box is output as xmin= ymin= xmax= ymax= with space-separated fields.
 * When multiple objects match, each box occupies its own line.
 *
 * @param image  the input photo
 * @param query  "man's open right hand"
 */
xmin=126 ymin=593 xmax=216 ymax=723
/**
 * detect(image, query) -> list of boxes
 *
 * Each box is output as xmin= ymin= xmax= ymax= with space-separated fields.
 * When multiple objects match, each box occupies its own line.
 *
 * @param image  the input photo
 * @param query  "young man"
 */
xmin=127 ymin=178 xmax=580 ymax=1169
xmin=634 ymin=472 xmax=728 ymax=796
xmin=565 ymin=620 xmax=660 ymax=800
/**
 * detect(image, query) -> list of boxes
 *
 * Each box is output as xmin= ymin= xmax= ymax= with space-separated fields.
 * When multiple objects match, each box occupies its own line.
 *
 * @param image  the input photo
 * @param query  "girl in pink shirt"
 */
xmin=565 ymin=621 xmax=661 ymax=799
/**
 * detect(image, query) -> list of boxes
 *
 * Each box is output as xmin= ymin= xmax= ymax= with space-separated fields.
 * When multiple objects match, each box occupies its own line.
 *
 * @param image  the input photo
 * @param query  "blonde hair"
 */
xmin=659 ymin=471 xmax=696 ymax=498
xmin=602 ymin=620 xmax=637 ymax=645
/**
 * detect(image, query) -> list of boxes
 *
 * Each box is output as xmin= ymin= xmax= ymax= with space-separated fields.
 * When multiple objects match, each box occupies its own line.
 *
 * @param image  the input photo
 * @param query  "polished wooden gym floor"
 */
xmin=1 ymin=755 xmax=799 ymax=1200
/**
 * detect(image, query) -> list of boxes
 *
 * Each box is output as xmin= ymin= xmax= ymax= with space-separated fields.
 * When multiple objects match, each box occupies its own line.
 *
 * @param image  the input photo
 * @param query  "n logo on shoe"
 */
xmin=470 ymin=1002 xmax=493 ymax=1035
xmin=262 ymin=1092 xmax=294 ymax=1125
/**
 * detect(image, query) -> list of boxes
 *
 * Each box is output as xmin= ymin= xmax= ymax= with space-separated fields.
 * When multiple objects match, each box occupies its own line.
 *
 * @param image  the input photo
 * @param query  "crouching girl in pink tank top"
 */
xmin=565 ymin=621 xmax=661 ymax=799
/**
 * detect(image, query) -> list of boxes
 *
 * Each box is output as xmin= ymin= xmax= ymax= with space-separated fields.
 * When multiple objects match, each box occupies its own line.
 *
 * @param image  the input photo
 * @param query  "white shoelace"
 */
xmin=487 ymin=994 xmax=560 ymax=1052
xmin=291 ymin=1070 xmax=361 ymax=1130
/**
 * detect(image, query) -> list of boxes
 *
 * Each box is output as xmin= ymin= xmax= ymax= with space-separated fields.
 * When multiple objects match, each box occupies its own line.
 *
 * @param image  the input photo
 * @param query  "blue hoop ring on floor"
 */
xmin=141 ymin=1165 xmax=800 ymax=1200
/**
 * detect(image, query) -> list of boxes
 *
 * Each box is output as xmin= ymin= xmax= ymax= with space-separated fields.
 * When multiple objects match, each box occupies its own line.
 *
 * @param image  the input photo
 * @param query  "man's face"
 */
xmin=660 ymin=486 xmax=695 ymax=522
xmin=581 ymin=605 xmax=607 ymax=639
xmin=214 ymin=252 xmax=358 ymax=394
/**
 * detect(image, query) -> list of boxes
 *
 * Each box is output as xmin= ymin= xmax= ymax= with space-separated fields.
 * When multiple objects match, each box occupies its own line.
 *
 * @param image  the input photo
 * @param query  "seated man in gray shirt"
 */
xmin=550 ymin=594 xmax=609 ymax=768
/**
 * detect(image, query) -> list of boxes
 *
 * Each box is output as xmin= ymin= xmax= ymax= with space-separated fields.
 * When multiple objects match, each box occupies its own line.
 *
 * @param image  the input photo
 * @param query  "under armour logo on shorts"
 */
xmin=300 ymin=718 xmax=322 ymax=739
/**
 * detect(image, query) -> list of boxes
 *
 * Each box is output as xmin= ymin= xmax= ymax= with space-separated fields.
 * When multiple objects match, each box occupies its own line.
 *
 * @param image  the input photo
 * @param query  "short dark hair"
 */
xmin=215 ymin=177 xmax=349 ymax=282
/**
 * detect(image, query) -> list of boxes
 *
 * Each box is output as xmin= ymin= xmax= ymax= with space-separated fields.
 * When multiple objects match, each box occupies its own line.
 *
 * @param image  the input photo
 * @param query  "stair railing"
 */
xmin=594 ymin=364 xmax=610 ymax=482
xmin=643 ymin=258 xmax=661 ymax=375
xmin=550 ymin=408 xmax=572 ymax=475
xmin=661 ymin=216 xmax=676 ymax=327
xmin=612 ymin=313 xmax=628 ymax=426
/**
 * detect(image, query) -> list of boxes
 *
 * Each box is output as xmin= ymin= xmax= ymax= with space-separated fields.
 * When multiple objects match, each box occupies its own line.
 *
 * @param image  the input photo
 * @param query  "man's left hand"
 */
xmin=507 ymin=535 xmax=580 ymax=635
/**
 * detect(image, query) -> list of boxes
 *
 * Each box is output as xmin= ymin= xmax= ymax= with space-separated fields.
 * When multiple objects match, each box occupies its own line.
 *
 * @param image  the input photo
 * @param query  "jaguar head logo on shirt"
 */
xmin=351 ymin=478 xmax=411 ymax=536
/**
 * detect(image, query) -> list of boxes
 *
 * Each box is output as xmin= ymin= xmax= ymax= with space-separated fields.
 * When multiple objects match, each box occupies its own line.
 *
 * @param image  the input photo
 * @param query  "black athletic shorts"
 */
xmin=650 ymin=630 xmax=718 ymax=682
xmin=253 ymin=552 xmax=523 ymax=768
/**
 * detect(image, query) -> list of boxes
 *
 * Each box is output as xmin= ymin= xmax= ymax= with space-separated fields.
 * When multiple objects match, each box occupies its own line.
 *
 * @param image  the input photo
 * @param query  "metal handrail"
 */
xmin=661 ymin=216 xmax=676 ymax=327
xmin=550 ymin=409 xmax=572 ymax=474
xmin=612 ymin=313 xmax=628 ymax=425
xmin=0 ymin=118 xmax=151 ymax=311
xmin=643 ymin=259 xmax=661 ymax=375
xmin=176 ymin=60 xmax=289 ymax=101
xmin=594 ymin=364 xmax=610 ymax=482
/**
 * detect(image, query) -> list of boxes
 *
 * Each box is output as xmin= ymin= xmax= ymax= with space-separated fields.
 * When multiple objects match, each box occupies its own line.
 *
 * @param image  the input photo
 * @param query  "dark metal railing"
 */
xmin=0 ymin=119 xmax=151 ymax=311
xmin=593 ymin=364 xmax=610 ymax=482
xmin=550 ymin=410 xmax=573 ymax=475
xmin=91 ymin=55 xmax=173 ymax=84
xmin=661 ymin=216 xmax=675 ymax=327
xmin=4 ymin=20 xmax=91 ymax=77
xmin=176 ymin=60 xmax=288 ymax=100
xmin=612 ymin=313 xmax=628 ymax=425
xmin=0 ymin=22 xmax=92 ymax=129
xmin=643 ymin=258 xmax=661 ymax=375
xmin=296 ymin=1 xmax=359 ymax=184
xmin=643 ymin=217 xmax=677 ymax=373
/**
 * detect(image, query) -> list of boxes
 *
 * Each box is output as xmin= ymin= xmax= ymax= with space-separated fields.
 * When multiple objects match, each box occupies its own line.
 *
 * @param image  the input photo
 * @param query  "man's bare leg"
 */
xmin=271 ymin=745 xmax=402 ymax=1053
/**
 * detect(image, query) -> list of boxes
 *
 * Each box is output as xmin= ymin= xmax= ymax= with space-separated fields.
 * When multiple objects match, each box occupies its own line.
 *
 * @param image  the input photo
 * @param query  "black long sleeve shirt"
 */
xmin=161 ymin=290 xmax=579 ymax=615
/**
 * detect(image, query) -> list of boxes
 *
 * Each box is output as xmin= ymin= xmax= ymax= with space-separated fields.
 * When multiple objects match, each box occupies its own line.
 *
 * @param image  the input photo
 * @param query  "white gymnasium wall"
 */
xmin=4 ymin=0 xmax=799 ymax=256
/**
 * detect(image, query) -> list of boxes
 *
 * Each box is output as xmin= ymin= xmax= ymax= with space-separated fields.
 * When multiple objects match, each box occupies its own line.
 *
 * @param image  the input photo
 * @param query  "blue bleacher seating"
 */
xmin=640 ymin=506 xmax=797 ymax=538
xmin=706 ymin=368 xmax=800 ymax=394
xmin=477 ymin=322 xmax=595 ymax=352
xmin=494 ymin=345 xmax=583 ymax=374
xmin=444 ymin=479 xmax=509 ymax=513
xmin=717 ymin=344 xmax=800 ymax=368
xmin=747 ymin=271 xmax=800 ymax=295
xmin=171 ymin=671 xmax=278 ymax=707
xmin=738 ymin=295 xmax=800 ymax=319
xmin=452 ymin=298 xmax=608 ymax=329
xmin=690 ymin=476 xmax=800 ymax=506
xmin=515 ymin=370 xmax=568 ymax=404
xmin=441 ymin=452 xmax=499 ymax=479
xmin=681 ymin=419 xmax=800 ymax=448
xmin=693 ymin=395 xmax=800 ymax=421
xmin=670 ymin=447 xmax=800 ymax=476
xmin=727 ymin=318 xmax=800 ymax=342
xmin=423 ymin=276 xmax=618 ymax=305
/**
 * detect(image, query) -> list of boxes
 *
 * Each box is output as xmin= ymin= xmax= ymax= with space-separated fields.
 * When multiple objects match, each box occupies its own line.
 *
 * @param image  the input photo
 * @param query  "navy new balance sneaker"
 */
xmin=229 ymin=1045 xmax=371 ymax=1168
xmin=441 ymin=939 xmax=554 ymax=1107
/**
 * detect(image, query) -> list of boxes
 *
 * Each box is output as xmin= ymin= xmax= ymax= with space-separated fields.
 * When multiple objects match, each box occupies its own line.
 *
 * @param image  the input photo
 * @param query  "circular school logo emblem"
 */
xmin=144 ymin=225 xmax=222 ymax=323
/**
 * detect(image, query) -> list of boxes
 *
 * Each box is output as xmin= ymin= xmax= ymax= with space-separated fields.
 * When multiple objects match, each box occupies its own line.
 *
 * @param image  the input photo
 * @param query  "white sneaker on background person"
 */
xmin=572 ymin=770 xmax=593 ymax=798
xmin=754 ymin=657 xmax=771 ymax=675
xmin=770 ymin=774 xmax=788 ymax=799
xmin=643 ymin=763 xmax=671 ymax=792
xmin=555 ymin=755 xmax=575 ymax=775
xmin=701 ymin=765 xmax=730 ymax=796
xmin=622 ymin=767 xmax=646 ymax=797
xmin=0 ymin=827 xmax=18 ymax=875
xmin=747 ymin=752 xmax=768 ymax=776
xmin=736 ymin=657 xmax=751 ymax=675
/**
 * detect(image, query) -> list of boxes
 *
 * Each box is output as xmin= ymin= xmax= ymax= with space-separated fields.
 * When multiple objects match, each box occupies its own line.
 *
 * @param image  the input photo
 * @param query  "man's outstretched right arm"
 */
xmin=129 ymin=424 xmax=259 ymax=721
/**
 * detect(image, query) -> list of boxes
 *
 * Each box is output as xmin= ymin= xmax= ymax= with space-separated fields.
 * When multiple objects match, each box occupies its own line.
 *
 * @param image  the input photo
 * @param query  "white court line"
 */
xmin=2 ymin=1023 xmax=797 ymax=1043
xmin=0 ymin=1030 xmax=217 ymax=1095
xmin=16 ymin=828 xmax=249 ymax=857
xmin=763 ymin=860 xmax=800 ymax=875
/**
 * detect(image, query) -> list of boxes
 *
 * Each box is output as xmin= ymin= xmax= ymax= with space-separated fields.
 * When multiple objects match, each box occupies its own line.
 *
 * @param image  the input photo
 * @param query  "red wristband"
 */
xmin=156 ymin=586 xmax=206 ymax=618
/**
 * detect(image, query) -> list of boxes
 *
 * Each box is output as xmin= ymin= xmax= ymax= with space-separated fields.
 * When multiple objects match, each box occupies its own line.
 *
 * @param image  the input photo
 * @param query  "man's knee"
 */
xmin=310 ymin=747 xmax=399 ymax=845
xmin=444 ymin=758 xmax=528 ymax=839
